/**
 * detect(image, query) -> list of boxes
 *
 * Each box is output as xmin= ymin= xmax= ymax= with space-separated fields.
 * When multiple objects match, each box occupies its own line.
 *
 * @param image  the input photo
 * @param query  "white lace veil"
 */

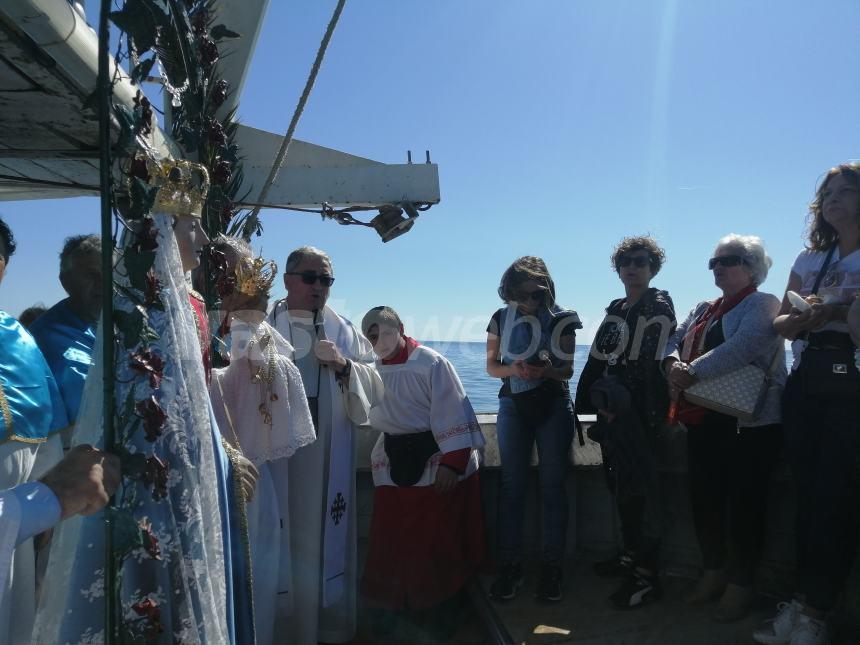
xmin=34 ymin=213 xmax=228 ymax=644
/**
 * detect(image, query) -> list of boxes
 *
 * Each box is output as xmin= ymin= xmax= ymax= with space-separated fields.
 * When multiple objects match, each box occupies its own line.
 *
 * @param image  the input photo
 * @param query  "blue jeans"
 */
xmin=496 ymin=395 xmax=575 ymax=566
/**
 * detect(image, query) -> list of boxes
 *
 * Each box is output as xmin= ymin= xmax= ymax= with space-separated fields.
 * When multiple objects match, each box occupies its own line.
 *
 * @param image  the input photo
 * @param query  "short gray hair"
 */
xmin=284 ymin=246 xmax=332 ymax=273
xmin=60 ymin=235 xmax=101 ymax=274
xmin=714 ymin=233 xmax=772 ymax=286
xmin=212 ymin=234 xmax=253 ymax=262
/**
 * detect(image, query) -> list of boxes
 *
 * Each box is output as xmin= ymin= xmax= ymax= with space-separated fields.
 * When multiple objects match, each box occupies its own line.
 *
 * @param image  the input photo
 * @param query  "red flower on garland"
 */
xmin=212 ymin=159 xmax=231 ymax=185
xmin=211 ymin=79 xmax=229 ymax=108
xmin=128 ymin=157 xmax=150 ymax=181
xmin=191 ymin=9 xmax=209 ymax=35
xmin=206 ymin=118 xmax=227 ymax=147
xmin=144 ymin=269 xmax=162 ymax=307
xmin=135 ymin=395 xmax=166 ymax=442
xmin=129 ymin=349 xmax=165 ymax=389
xmin=133 ymin=91 xmax=153 ymax=136
xmin=199 ymin=36 xmax=219 ymax=73
xmin=138 ymin=518 xmax=162 ymax=561
xmin=143 ymin=455 xmax=169 ymax=501
xmin=131 ymin=598 xmax=165 ymax=640
xmin=132 ymin=217 xmax=160 ymax=254
xmin=220 ymin=197 xmax=235 ymax=229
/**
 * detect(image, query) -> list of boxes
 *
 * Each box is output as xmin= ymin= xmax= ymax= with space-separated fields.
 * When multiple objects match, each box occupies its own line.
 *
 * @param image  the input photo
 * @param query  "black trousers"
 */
xmin=686 ymin=412 xmax=782 ymax=586
xmin=783 ymin=373 xmax=860 ymax=611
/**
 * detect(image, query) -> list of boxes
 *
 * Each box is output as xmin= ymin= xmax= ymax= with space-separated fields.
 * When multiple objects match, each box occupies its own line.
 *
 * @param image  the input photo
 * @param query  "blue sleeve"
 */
xmin=45 ymin=370 xmax=69 ymax=432
xmin=10 ymin=482 xmax=61 ymax=545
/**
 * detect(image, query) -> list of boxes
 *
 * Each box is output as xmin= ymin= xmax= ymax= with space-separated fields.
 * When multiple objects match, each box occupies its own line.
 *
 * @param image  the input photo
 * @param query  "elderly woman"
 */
xmin=486 ymin=256 xmax=581 ymax=603
xmin=754 ymin=163 xmax=860 ymax=645
xmin=663 ymin=234 xmax=785 ymax=623
xmin=575 ymin=236 xmax=675 ymax=609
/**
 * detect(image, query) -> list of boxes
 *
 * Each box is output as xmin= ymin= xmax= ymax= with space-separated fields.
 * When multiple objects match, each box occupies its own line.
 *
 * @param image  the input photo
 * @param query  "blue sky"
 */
xmin=2 ymin=1 xmax=859 ymax=341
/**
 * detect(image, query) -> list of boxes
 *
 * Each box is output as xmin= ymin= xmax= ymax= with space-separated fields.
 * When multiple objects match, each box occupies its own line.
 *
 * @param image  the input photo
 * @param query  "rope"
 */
xmin=244 ymin=0 xmax=348 ymax=234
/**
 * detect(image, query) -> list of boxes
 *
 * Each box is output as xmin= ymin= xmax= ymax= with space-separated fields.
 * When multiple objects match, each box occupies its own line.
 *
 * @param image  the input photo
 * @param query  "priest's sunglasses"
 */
xmin=285 ymin=271 xmax=335 ymax=287
xmin=708 ymin=255 xmax=748 ymax=270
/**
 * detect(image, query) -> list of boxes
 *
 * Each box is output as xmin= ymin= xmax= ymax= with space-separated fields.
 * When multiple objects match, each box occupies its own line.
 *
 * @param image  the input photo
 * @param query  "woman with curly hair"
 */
xmin=575 ymin=236 xmax=675 ymax=609
xmin=485 ymin=256 xmax=581 ymax=603
xmin=754 ymin=163 xmax=860 ymax=645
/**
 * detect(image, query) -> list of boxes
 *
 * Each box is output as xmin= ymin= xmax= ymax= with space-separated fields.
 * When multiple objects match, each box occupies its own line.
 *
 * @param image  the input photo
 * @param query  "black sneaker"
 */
xmin=593 ymin=552 xmax=635 ymax=578
xmin=609 ymin=572 xmax=662 ymax=609
xmin=489 ymin=563 xmax=524 ymax=601
xmin=534 ymin=564 xmax=563 ymax=603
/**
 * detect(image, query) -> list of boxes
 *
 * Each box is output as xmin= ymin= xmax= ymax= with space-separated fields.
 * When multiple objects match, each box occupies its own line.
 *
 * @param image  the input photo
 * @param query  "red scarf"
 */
xmin=382 ymin=335 xmax=420 ymax=365
xmin=677 ymin=285 xmax=757 ymax=424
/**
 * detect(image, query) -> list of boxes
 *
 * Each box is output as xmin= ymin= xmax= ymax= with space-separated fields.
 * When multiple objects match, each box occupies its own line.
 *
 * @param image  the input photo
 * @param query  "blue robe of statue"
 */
xmin=28 ymin=298 xmax=96 ymax=426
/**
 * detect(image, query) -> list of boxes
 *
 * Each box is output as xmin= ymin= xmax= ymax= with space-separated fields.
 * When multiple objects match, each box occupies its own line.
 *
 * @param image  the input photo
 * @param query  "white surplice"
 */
xmin=268 ymin=302 xmax=383 ymax=644
xmin=209 ymin=318 xmax=316 ymax=645
xmin=368 ymin=345 xmax=485 ymax=487
xmin=0 ymin=441 xmax=37 ymax=644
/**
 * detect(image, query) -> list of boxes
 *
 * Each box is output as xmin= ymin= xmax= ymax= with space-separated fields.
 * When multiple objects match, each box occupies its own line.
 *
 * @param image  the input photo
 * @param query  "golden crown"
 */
xmin=235 ymin=255 xmax=278 ymax=298
xmin=145 ymin=158 xmax=210 ymax=217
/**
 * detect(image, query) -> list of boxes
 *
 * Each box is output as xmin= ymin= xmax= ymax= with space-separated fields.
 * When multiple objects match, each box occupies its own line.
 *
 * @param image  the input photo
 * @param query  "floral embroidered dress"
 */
xmin=34 ymin=215 xmax=230 ymax=644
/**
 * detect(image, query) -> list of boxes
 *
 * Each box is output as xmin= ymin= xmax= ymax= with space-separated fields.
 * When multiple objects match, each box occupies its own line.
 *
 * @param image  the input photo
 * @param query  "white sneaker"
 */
xmin=789 ymin=614 xmax=829 ymax=645
xmin=753 ymin=599 xmax=802 ymax=644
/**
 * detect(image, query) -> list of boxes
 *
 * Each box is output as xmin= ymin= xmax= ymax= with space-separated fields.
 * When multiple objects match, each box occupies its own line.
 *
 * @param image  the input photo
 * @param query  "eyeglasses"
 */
xmin=285 ymin=271 xmax=335 ymax=287
xmin=708 ymin=255 xmax=747 ymax=270
xmin=515 ymin=289 xmax=546 ymax=303
xmin=617 ymin=255 xmax=650 ymax=269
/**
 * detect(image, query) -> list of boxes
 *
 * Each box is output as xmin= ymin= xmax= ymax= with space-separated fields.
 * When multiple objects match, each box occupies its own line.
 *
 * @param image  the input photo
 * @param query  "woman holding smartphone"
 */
xmin=485 ymin=256 xmax=581 ymax=603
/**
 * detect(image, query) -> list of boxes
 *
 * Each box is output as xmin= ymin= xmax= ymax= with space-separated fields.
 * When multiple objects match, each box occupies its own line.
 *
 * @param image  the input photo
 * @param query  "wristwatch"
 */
xmin=335 ymin=360 xmax=351 ymax=381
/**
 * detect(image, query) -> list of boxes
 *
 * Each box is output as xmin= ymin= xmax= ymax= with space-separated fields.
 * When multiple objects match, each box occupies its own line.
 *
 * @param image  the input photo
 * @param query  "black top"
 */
xmin=574 ymin=288 xmax=676 ymax=430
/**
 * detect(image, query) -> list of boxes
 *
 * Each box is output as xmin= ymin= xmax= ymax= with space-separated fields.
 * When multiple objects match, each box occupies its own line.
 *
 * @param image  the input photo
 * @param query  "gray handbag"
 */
xmin=683 ymin=349 xmax=782 ymax=421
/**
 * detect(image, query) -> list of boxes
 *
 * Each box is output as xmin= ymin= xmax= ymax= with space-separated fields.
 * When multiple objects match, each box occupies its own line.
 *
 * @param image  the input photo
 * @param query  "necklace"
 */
xmin=249 ymin=329 xmax=278 ymax=426
xmin=607 ymin=301 xmax=635 ymax=366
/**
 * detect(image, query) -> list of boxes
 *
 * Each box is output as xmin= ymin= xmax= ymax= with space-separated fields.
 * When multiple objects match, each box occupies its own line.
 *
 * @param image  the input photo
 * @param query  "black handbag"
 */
xmin=383 ymin=431 xmax=440 ymax=487
xmin=509 ymin=380 xmax=563 ymax=426
xmin=798 ymin=246 xmax=860 ymax=398
xmin=799 ymin=336 xmax=860 ymax=398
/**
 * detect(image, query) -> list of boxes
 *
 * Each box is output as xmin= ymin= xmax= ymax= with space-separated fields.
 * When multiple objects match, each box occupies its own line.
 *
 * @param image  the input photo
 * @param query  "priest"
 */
xmin=268 ymin=246 xmax=383 ymax=644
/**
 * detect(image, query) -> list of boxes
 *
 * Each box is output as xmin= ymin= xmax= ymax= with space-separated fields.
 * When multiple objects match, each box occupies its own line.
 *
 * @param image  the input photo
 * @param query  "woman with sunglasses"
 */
xmin=753 ymin=163 xmax=860 ymax=645
xmin=486 ymin=256 xmax=581 ymax=603
xmin=574 ymin=236 xmax=675 ymax=609
xmin=662 ymin=234 xmax=785 ymax=623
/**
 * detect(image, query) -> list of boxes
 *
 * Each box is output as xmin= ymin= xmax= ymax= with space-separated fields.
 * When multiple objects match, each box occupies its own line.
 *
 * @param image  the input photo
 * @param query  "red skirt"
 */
xmin=361 ymin=473 xmax=487 ymax=610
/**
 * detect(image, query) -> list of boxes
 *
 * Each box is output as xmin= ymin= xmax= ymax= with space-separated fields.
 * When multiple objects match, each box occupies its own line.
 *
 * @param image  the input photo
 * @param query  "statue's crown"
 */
xmin=150 ymin=159 xmax=210 ymax=217
xmin=235 ymin=255 xmax=278 ymax=297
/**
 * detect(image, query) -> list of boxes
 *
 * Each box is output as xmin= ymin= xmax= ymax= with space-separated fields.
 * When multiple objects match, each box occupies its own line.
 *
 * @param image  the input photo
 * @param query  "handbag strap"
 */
xmin=810 ymin=244 xmax=838 ymax=295
xmin=799 ymin=244 xmax=838 ymax=343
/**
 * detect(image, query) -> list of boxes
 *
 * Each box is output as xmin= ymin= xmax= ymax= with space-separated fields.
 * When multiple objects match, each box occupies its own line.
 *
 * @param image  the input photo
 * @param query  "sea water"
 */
xmin=422 ymin=341 xmax=793 ymax=414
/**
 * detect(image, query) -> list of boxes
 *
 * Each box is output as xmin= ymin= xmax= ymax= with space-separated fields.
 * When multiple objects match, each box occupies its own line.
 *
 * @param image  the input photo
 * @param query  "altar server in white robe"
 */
xmin=208 ymin=236 xmax=316 ymax=645
xmin=268 ymin=246 xmax=383 ymax=644
xmin=360 ymin=306 xmax=486 ymax=639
